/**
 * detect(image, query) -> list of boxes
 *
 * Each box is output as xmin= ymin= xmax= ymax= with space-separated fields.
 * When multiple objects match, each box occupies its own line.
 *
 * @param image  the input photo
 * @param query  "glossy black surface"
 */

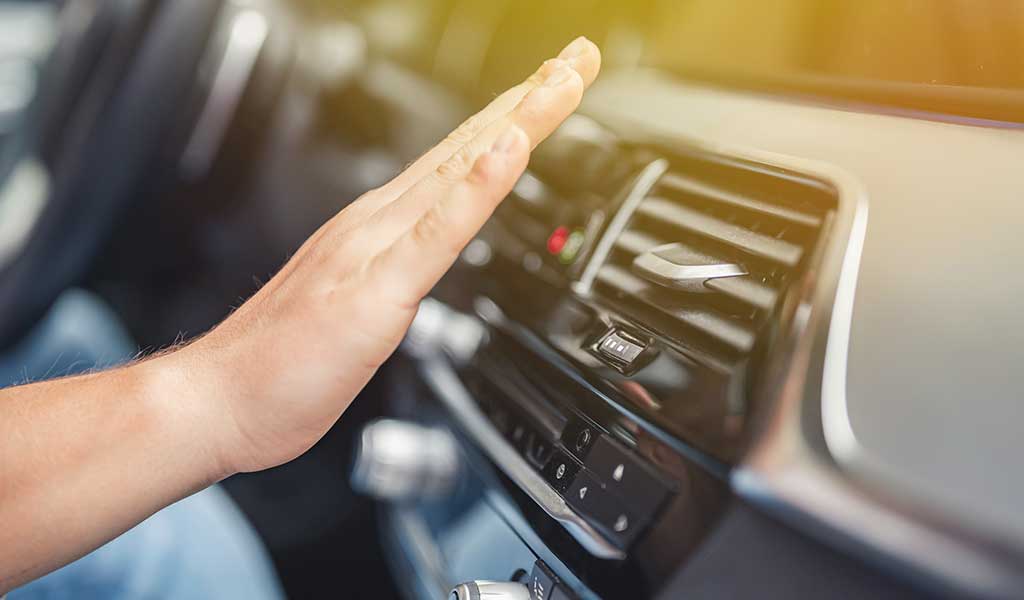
xmin=412 ymin=125 xmax=844 ymax=595
xmin=454 ymin=365 xmax=727 ymax=598
xmin=437 ymin=137 xmax=837 ymax=466
xmin=313 ymin=2 xmax=1024 ymax=596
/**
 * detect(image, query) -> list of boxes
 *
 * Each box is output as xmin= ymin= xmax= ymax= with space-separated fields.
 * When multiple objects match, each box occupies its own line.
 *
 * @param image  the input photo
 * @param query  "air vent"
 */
xmin=593 ymin=153 xmax=836 ymax=362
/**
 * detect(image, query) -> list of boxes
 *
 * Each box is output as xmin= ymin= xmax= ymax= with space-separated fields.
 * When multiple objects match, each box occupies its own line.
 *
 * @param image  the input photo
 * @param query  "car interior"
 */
xmin=2 ymin=1 xmax=1024 ymax=598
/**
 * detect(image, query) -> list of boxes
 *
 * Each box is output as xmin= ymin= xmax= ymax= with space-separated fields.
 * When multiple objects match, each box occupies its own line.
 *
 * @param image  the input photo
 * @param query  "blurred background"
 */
xmin=2 ymin=1 xmax=1023 ymax=598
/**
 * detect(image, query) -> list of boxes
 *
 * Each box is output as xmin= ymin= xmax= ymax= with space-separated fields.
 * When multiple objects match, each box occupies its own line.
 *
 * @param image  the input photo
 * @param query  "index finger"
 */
xmin=370 ymin=37 xmax=601 ymax=205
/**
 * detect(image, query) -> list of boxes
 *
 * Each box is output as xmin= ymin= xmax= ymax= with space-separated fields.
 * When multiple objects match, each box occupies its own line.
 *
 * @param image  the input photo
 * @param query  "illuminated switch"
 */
xmin=597 ymin=331 xmax=645 ymax=365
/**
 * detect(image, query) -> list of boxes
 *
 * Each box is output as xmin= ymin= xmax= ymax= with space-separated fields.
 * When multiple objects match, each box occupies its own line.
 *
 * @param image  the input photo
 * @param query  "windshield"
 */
xmin=646 ymin=0 xmax=1024 ymax=124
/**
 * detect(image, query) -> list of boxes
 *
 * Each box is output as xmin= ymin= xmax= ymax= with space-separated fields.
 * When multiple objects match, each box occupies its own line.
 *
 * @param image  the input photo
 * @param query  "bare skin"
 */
xmin=0 ymin=37 xmax=602 ymax=592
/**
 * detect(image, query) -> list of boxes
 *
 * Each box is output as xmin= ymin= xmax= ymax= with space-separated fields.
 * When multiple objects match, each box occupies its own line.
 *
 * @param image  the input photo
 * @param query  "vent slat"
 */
xmin=638 ymin=197 xmax=804 ymax=267
xmin=659 ymin=173 xmax=823 ymax=228
xmin=616 ymin=230 xmax=717 ymax=265
xmin=615 ymin=229 xmax=662 ymax=256
xmin=596 ymin=265 xmax=757 ymax=353
xmin=705 ymin=276 xmax=778 ymax=312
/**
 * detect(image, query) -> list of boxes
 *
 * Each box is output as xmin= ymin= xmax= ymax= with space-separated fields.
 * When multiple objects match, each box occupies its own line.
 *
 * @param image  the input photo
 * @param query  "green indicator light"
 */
xmin=559 ymin=230 xmax=586 ymax=264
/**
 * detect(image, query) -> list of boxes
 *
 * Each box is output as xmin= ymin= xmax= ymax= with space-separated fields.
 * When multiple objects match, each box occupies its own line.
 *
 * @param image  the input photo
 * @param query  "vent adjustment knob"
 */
xmin=632 ymin=242 xmax=746 ymax=292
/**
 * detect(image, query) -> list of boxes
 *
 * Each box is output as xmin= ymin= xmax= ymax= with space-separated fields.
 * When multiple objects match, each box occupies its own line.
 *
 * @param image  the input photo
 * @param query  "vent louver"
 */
xmin=593 ymin=154 xmax=836 ymax=363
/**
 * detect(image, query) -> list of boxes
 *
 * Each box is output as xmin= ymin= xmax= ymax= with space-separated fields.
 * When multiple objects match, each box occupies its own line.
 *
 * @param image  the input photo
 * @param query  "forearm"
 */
xmin=0 ymin=353 xmax=229 ymax=592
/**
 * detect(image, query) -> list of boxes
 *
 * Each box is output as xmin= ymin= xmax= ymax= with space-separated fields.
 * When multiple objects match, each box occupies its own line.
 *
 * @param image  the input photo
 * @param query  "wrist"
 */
xmin=128 ymin=348 xmax=240 ymax=485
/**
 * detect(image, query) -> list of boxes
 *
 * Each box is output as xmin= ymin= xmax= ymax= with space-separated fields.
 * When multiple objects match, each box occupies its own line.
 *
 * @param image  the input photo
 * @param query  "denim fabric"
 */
xmin=3 ymin=290 xmax=284 ymax=600
xmin=8 ymin=486 xmax=284 ymax=600
xmin=0 ymin=289 xmax=137 ymax=385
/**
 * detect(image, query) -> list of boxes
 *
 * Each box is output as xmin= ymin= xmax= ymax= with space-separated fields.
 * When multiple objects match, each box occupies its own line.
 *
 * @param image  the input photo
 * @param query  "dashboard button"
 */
xmin=485 ymin=403 xmax=512 ymax=436
xmin=525 ymin=433 xmax=554 ymax=469
xmin=561 ymin=419 xmax=597 ymax=461
xmin=529 ymin=561 xmax=557 ymax=600
xmin=541 ymin=450 xmax=580 ymax=493
xmin=584 ymin=436 xmax=671 ymax=518
xmin=597 ymin=331 xmax=645 ymax=365
xmin=507 ymin=418 xmax=529 ymax=452
xmin=566 ymin=471 xmax=643 ymax=547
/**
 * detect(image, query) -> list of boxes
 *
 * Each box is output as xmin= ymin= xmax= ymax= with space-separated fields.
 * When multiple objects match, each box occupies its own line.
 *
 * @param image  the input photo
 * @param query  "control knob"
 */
xmin=350 ymin=419 xmax=459 ymax=502
xmin=449 ymin=581 xmax=531 ymax=600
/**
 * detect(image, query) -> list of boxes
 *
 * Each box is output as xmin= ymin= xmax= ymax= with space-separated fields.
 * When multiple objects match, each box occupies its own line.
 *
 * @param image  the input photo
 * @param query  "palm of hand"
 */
xmin=174 ymin=39 xmax=601 ymax=474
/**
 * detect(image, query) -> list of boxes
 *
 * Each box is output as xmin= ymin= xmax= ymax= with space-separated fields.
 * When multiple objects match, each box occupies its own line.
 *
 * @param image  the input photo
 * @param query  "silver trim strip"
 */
xmin=0 ymin=158 xmax=48 ymax=270
xmin=180 ymin=8 xmax=269 ymax=180
xmin=417 ymin=355 xmax=626 ymax=561
xmin=482 ymin=490 xmax=602 ymax=600
xmin=572 ymin=159 xmax=668 ymax=296
xmin=383 ymin=507 xmax=451 ymax=599
xmin=723 ymin=149 xmax=1024 ymax=596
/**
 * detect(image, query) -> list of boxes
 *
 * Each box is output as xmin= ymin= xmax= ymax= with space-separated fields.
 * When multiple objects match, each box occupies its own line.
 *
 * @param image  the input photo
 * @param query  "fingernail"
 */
xmin=492 ymin=127 xmax=521 ymax=154
xmin=543 ymin=67 xmax=574 ymax=88
xmin=558 ymin=36 xmax=589 ymax=60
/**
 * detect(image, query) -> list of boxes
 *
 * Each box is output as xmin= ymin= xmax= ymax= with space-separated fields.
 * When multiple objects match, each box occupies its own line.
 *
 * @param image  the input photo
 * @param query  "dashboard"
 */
xmin=329 ymin=1 xmax=1024 ymax=597
xmin=2 ymin=1 xmax=1022 ymax=598
xmin=321 ymin=2 xmax=1024 ymax=599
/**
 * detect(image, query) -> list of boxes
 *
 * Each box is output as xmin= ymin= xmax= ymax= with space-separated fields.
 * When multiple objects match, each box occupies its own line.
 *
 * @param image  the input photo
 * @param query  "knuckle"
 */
xmin=415 ymin=202 xmax=464 ymax=257
xmin=517 ymin=91 xmax=548 ymax=122
xmin=412 ymin=203 xmax=447 ymax=248
xmin=434 ymin=149 xmax=472 ymax=183
xmin=466 ymin=151 xmax=500 ymax=185
xmin=528 ymin=58 xmax=564 ymax=86
xmin=445 ymin=113 xmax=485 ymax=146
xmin=525 ymin=70 xmax=547 ymax=87
xmin=384 ymin=280 xmax=424 ymax=314
xmin=367 ymin=262 xmax=422 ymax=314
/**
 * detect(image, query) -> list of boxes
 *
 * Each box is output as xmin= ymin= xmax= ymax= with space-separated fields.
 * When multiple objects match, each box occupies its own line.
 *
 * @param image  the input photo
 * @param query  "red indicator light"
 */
xmin=547 ymin=226 xmax=569 ymax=255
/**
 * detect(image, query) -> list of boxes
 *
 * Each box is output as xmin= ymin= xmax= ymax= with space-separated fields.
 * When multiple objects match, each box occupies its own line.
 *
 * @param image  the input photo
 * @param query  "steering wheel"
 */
xmin=0 ymin=0 xmax=289 ymax=349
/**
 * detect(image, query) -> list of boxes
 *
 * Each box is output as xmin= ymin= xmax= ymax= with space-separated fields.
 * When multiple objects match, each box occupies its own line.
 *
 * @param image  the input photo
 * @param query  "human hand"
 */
xmin=154 ymin=37 xmax=602 ymax=476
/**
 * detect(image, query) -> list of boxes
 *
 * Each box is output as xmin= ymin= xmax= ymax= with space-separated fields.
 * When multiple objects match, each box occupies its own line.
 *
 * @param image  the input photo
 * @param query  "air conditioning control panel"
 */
xmin=466 ymin=364 xmax=677 ymax=552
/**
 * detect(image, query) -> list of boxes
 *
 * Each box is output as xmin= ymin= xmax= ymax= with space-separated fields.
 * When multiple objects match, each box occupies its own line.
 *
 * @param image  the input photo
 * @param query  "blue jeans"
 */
xmin=3 ymin=291 xmax=284 ymax=600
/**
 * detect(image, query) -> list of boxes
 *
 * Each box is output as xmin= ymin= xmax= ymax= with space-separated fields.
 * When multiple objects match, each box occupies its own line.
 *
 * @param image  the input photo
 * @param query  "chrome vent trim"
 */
xmin=572 ymin=159 xmax=669 ymax=295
